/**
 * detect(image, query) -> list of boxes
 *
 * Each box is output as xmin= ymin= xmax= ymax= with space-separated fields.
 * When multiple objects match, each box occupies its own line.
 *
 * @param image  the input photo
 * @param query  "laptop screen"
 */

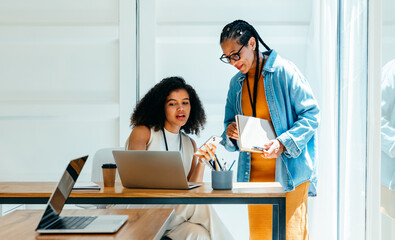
xmin=36 ymin=156 xmax=88 ymax=230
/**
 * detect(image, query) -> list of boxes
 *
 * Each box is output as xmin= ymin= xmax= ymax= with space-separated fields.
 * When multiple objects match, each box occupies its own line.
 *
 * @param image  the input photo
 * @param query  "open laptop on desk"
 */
xmin=36 ymin=155 xmax=128 ymax=234
xmin=112 ymin=150 xmax=201 ymax=190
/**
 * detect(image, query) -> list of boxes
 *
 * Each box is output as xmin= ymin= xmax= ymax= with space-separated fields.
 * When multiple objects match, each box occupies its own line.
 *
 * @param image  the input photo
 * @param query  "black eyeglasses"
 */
xmin=219 ymin=45 xmax=245 ymax=64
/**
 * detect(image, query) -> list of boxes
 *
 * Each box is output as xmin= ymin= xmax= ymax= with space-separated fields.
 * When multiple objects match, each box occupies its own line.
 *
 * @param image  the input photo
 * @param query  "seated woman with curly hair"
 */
xmin=126 ymin=76 xmax=233 ymax=240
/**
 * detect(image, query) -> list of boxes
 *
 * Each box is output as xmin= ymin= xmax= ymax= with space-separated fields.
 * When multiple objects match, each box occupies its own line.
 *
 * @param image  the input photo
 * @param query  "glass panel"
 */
xmin=380 ymin=0 xmax=395 ymax=238
xmin=338 ymin=0 xmax=368 ymax=239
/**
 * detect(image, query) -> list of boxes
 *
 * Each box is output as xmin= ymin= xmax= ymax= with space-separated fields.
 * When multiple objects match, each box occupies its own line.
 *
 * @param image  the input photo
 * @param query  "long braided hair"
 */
xmin=220 ymin=20 xmax=271 ymax=116
xmin=220 ymin=20 xmax=270 ymax=77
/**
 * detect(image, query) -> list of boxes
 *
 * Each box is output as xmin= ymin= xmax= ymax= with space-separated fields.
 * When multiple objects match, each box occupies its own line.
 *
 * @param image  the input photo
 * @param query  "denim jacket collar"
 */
xmin=263 ymin=49 xmax=277 ymax=72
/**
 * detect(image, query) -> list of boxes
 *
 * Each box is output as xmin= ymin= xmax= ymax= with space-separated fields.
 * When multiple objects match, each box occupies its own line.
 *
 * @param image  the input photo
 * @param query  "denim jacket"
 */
xmin=220 ymin=50 xmax=320 ymax=196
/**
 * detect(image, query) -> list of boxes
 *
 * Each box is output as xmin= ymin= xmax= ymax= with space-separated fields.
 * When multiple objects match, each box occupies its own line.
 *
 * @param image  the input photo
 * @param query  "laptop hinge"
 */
xmin=36 ymin=206 xmax=61 ymax=230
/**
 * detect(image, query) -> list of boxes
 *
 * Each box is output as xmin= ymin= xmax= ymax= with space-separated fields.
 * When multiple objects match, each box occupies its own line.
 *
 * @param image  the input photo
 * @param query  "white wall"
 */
xmin=0 ymin=0 xmax=136 ymax=182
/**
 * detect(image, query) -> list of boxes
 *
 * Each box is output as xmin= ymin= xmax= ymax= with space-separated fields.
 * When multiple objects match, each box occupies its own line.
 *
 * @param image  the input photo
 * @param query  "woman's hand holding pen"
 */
xmin=226 ymin=122 xmax=239 ymax=140
xmin=260 ymin=140 xmax=284 ymax=159
xmin=195 ymin=144 xmax=225 ymax=171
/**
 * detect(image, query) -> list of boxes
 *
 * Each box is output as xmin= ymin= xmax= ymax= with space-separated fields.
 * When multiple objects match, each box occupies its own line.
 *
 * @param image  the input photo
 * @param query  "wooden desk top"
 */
xmin=0 ymin=182 xmax=285 ymax=198
xmin=0 ymin=208 xmax=174 ymax=240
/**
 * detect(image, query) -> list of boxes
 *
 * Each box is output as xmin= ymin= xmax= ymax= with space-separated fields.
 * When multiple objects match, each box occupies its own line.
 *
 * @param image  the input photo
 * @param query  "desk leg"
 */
xmin=279 ymin=198 xmax=286 ymax=240
xmin=272 ymin=204 xmax=279 ymax=240
xmin=272 ymin=198 xmax=286 ymax=240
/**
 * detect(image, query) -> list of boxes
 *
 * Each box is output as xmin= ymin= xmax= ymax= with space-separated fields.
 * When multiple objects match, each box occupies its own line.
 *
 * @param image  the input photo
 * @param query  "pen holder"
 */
xmin=211 ymin=170 xmax=233 ymax=190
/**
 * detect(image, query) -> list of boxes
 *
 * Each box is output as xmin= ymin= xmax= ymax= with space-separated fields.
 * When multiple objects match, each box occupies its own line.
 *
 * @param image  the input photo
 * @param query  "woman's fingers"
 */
xmin=203 ymin=144 xmax=216 ymax=161
xmin=227 ymin=122 xmax=239 ymax=139
xmin=197 ymin=148 xmax=210 ymax=160
xmin=207 ymin=143 xmax=217 ymax=154
xmin=260 ymin=140 xmax=283 ymax=158
xmin=266 ymin=141 xmax=277 ymax=154
xmin=195 ymin=143 xmax=218 ymax=162
xmin=261 ymin=151 xmax=275 ymax=159
xmin=199 ymin=147 xmax=215 ymax=161
xmin=263 ymin=141 xmax=272 ymax=149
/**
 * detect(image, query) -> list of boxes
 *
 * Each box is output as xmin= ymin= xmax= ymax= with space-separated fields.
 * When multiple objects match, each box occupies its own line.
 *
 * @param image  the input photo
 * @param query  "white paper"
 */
xmin=236 ymin=115 xmax=276 ymax=152
xmin=72 ymin=181 xmax=100 ymax=190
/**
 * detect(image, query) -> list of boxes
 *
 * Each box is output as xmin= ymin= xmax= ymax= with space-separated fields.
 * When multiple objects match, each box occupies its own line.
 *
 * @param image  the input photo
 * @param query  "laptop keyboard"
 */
xmin=47 ymin=216 xmax=97 ymax=230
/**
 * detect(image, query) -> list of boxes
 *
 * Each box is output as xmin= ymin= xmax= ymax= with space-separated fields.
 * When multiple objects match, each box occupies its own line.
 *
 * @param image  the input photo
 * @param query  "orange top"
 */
xmin=241 ymin=70 xmax=276 ymax=182
xmin=243 ymin=64 xmax=310 ymax=240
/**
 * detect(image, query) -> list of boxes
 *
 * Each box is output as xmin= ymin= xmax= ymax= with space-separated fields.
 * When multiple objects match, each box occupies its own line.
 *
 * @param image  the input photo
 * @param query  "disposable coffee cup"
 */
xmin=211 ymin=170 xmax=233 ymax=190
xmin=102 ymin=163 xmax=117 ymax=187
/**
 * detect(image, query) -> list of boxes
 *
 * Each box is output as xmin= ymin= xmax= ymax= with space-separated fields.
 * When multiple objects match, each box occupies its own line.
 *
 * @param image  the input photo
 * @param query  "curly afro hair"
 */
xmin=131 ymin=76 xmax=206 ymax=135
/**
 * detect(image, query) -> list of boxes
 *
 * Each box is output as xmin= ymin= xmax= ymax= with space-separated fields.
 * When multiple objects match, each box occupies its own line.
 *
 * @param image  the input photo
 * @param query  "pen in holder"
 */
xmin=211 ymin=170 xmax=233 ymax=190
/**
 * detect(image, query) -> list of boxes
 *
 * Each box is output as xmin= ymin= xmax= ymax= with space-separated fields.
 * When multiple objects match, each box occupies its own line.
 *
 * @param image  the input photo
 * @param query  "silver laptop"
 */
xmin=112 ymin=150 xmax=201 ymax=190
xmin=36 ymin=156 xmax=128 ymax=234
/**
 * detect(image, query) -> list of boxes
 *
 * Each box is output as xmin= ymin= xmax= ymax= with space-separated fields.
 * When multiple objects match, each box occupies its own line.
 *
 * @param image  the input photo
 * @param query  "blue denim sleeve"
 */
xmin=220 ymin=78 xmax=239 ymax=152
xmin=276 ymin=64 xmax=320 ymax=158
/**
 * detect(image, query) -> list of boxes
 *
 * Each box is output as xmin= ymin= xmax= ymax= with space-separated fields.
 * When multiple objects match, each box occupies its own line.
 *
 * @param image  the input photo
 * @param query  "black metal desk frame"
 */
xmin=1 ymin=196 xmax=286 ymax=240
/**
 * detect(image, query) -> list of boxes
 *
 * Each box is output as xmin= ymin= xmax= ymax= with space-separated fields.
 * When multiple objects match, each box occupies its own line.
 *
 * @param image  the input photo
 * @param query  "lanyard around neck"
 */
xmin=161 ymin=128 xmax=182 ymax=151
xmin=245 ymin=60 xmax=265 ymax=117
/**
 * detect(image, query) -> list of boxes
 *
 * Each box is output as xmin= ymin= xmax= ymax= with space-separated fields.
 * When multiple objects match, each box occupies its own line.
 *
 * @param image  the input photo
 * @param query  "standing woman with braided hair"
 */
xmin=219 ymin=20 xmax=320 ymax=239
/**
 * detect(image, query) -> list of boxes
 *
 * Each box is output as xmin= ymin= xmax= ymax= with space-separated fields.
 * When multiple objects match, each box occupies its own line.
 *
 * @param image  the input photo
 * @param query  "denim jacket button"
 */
xmin=245 ymin=172 xmax=248 ymax=175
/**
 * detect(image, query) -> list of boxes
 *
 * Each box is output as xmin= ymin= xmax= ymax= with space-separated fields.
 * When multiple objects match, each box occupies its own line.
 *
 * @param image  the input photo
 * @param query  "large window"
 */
xmin=380 ymin=0 xmax=395 ymax=239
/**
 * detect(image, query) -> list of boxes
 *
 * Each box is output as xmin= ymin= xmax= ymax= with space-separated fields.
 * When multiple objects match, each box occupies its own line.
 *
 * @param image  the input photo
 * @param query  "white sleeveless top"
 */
xmin=122 ymin=128 xmax=234 ymax=239
xmin=146 ymin=128 xmax=194 ymax=176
